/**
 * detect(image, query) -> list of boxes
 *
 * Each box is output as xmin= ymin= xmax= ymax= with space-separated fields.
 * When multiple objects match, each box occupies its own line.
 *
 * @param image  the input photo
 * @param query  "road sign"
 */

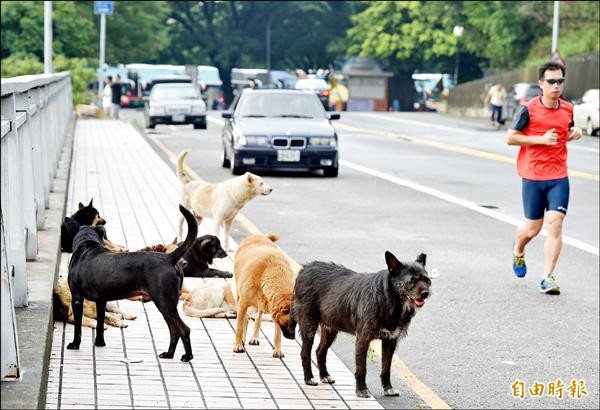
xmin=94 ymin=1 xmax=113 ymax=15
xmin=549 ymin=49 xmax=566 ymax=67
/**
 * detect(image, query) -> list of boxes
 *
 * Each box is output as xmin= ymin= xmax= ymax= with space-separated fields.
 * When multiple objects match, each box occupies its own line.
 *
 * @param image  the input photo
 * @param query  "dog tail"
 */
xmin=169 ymin=205 xmax=198 ymax=265
xmin=176 ymin=150 xmax=191 ymax=183
xmin=265 ymin=233 xmax=279 ymax=242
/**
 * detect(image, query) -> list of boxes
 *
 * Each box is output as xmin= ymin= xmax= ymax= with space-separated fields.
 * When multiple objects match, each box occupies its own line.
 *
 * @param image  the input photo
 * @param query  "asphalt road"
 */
xmin=121 ymin=107 xmax=599 ymax=409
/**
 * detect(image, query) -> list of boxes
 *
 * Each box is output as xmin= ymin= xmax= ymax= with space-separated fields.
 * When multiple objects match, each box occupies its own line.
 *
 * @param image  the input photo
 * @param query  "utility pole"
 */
xmin=44 ymin=1 xmax=53 ymax=74
xmin=266 ymin=16 xmax=272 ymax=85
xmin=98 ymin=13 xmax=106 ymax=105
xmin=551 ymin=1 xmax=560 ymax=52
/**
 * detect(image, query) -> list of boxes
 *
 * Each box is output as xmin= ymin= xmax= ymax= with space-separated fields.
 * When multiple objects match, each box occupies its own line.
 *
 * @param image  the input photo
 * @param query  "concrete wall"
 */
xmin=442 ymin=52 xmax=600 ymax=118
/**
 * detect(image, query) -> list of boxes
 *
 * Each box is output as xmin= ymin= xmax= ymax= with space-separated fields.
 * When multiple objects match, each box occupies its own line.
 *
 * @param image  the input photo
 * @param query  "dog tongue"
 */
xmin=415 ymin=299 xmax=426 ymax=307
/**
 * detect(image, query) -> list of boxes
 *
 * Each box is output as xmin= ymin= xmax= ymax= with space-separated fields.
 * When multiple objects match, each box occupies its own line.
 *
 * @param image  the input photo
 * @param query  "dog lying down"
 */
xmin=64 ymin=204 xmax=198 ymax=362
xmin=287 ymin=251 xmax=431 ymax=398
xmin=182 ymin=281 xmax=237 ymax=318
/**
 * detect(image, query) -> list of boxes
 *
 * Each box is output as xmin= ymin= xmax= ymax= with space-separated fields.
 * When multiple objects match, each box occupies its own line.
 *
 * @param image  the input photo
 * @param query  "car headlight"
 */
xmin=309 ymin=137 xmax=336 ymax=146
xmin=149 ymin=105 xmax=165 ymax=116
xmin=191 ymin=103 xmax=206 ymax=114
xmin=245 ymin=136 xmax=269 ymax=145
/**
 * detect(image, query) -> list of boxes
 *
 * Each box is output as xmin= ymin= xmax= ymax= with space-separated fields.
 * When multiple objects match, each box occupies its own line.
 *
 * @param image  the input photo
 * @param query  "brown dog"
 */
xmin=233 ymin=233 xmax=295 ymax=357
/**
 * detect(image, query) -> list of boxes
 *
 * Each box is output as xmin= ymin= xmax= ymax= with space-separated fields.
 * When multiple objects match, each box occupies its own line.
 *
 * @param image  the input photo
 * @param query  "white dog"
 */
xmin=182 ymin=281 xmax=237 ymax=318
xmin=176 ymin=150 xmax=272 ymax=250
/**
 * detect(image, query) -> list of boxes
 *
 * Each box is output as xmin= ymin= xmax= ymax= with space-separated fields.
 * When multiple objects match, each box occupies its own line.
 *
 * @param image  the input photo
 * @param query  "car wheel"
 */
xmin=193 ymin=119 xmax=207 ymax=129
xmin=147 ymin=120 xmax=155 ymax=129
xmin=222 ymin=148 xmax=230 ymax=168
xmin=323 ymin=162 xmax=339 ymax=177
xmin=586 ymin=118 xmax=594 ymax=136
xmin=230 ymin=150 xmax=243 ymax=175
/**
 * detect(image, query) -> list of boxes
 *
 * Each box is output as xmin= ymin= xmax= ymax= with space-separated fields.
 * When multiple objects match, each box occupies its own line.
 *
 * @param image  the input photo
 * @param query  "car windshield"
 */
xmin=235 ymin=92 xmax=326 ymax=119
xmin=151 ymin=85 xmax=199 ymax=100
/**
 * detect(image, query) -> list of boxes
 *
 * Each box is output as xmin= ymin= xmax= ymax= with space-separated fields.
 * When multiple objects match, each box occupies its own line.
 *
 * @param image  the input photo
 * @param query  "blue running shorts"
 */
xmin=522 ymin=177 xmax=570 ymax=220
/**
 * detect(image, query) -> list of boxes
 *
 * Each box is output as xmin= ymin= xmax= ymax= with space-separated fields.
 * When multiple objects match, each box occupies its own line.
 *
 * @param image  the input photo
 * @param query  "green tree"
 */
xmin=346 ymin=1 xmax=464 ymax=110
xmin=165 ymin=1 xmax=358 ymax=104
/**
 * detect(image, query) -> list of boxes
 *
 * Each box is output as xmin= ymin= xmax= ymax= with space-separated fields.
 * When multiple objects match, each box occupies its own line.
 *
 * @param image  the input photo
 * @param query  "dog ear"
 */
xmin=88 ymin=198 xmax=93 ymax=207
xmin=245 ymin=172 xmax=254 ymax=183
xmin=385 ymin=251 xmax=404 ymax=273
xmin=78 ymin=202 xmax=84 ymax=210
xmin=171 ymin=237 xmax=178 ymax=245
xmin=415 ymin=253 xmax=427 ymax=267
xmin=63 ymin=217 xmax=80 ymax=236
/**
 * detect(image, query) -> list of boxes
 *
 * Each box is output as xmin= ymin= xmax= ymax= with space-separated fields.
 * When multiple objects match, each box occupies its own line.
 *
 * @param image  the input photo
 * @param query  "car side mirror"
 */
xmin=328 ymin=113 xmax=340 ymax=120
xmin=222 ymin=112 xmax=232 ymax=119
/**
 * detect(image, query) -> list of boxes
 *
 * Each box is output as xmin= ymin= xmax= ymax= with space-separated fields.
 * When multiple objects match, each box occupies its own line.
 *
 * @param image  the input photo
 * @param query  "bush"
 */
xmin=0 ymin=53 xmax=95 ymax=106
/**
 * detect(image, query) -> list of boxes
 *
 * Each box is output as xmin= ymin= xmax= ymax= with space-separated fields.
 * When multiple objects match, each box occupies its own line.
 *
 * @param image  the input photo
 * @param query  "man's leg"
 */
xmin=543 ymin=211 xmax=565 ymax=275
xmin=514 ymin=218 xmax=543 ymax=255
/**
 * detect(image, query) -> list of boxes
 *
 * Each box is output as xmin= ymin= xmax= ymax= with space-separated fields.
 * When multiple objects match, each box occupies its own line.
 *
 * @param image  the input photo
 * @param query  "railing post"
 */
xmin=1 ymin=210 xmax=20 ymax=379
xmin=29 ymin=88 xmax=47 ymax=229
xmin=15 ymin=92 xmax=39 ymax=260
xmin=0 ymin=94 xmax=28 ymax=307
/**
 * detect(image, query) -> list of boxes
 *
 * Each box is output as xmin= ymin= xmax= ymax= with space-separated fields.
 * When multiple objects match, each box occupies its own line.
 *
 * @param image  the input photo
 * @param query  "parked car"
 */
xmin=144 ymin=83 xmax=207 ymax=129
xmin=505 ymin=83 xmax=543 ymax=120
xmin=295 ymin=78 xmax=330 ymax=110
xmin=221 ymin=89 xmax=340 ymax=176
xmin=573 ymin=88 xmax=599 ymax=136
xmin=119 ymin=80 xmax=144 ymax=108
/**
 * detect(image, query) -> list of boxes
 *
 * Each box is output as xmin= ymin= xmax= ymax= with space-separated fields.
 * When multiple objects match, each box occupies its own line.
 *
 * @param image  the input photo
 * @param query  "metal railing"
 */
xmin=1 ymin=72 xmax=72 ymax=380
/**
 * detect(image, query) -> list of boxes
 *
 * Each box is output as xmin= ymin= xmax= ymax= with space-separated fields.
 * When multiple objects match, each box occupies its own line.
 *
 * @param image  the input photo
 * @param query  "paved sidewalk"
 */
xmin=45 ymin=120 xmax=383 ymax=409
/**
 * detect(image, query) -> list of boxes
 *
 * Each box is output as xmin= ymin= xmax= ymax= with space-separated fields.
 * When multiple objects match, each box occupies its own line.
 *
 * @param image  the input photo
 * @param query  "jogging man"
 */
xmin=506 ymin=61 xmax=582 ymax=295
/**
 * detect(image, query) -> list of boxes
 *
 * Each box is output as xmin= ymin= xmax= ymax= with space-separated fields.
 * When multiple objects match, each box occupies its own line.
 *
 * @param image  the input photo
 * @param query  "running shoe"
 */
xmin=512 ymin=253 xmax=527 ymax=278
xmin=540 ymin=274 xmax=560 ymax=295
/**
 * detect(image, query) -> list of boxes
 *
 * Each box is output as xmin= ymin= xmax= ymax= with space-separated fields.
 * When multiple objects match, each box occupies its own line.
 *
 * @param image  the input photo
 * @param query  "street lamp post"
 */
xmin=266 ymin=16 xmax=272 ymax=86
xmin=453 ymin=25 xmax=464 ymax=86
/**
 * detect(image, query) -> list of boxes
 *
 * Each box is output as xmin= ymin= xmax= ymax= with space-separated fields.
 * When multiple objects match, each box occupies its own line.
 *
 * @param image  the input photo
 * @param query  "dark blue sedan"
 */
xmin=221 ymin=89 xmax=340 ymax=177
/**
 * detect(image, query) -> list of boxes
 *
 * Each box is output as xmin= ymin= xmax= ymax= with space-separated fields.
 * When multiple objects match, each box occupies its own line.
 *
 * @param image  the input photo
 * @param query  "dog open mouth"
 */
xmin=414 ymin=298 xmax=426 ymax=308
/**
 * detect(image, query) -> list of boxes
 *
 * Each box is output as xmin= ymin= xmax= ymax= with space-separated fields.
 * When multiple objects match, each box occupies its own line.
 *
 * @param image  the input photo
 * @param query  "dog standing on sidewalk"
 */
xmin=64 ymin=204 xmax=198 ymax=362
xmin=287 ymin=252 xmax=431 ymax=398
xmin=176 ymin=150 xmax=272 ymax=250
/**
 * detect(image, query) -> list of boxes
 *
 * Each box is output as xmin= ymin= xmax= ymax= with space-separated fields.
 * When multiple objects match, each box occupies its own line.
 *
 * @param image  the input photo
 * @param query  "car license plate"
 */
xmin=277 ymin=150 xmax=300 ymax=162
xmin=172 ymin=114 xmax=185 ymax=122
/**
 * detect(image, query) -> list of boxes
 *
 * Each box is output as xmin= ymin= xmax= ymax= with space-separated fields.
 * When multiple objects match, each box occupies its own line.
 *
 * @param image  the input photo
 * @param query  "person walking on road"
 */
xmin=486 ymin=82 xmax=507 ymax=128
xmin=110 ymin=74 xmax=122 ymax=119
xmin=506 ymin=61 xmax=582 ymax=295
xmin=102 ymin=76 xmax=113 ymax=117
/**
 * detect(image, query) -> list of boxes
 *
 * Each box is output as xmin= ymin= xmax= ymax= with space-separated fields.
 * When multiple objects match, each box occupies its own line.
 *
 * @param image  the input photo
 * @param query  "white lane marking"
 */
xmin=362 ymin=113 xmax=600 ymax=154
xmin=340 ymin=159 xmax=599 ymax=256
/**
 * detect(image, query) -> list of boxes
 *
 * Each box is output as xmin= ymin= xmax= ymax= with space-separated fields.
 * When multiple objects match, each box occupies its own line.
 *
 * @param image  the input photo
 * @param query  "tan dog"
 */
xmin=233 ymin=233 xmax=295 ymax=358
xmin=54 ymin=277 xmax=136 ymax=329
xmin=176 ymin=150 xmax=273 ymax=250
xmin=182 ymin=281 xmax=237 ymax=318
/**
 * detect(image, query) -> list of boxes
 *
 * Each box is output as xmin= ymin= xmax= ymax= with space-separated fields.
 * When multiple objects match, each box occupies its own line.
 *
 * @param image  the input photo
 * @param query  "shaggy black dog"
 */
xmin=179 ymin=235 xmax=231 ymax=278
xmin=61 ymin=199 xmax=105 ymax=252
xmin=287 ymin=251 xmax=431 ymax=398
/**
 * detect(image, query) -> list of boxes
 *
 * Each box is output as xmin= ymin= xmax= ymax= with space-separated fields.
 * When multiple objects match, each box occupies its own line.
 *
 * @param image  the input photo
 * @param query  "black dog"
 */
xmin=64 ymin=204 xmax=198 ymax=362
xmin=61 ymin=199 xmax=105 ymax=252
xmin=287 ymin=251 xmax=431 ymax=398
xmin=180 ymin=235 xmax=231 ymax=278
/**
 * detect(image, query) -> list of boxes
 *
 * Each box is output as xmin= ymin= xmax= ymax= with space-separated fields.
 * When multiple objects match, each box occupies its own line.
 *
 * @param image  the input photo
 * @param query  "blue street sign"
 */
xmin=94 ymin=1 xmax=113 ymax=15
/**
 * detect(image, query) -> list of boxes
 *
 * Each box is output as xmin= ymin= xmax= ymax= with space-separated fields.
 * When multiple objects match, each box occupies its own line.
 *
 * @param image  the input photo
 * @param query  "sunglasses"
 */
xmin=544 ymin=78 xmax=565 ymax=85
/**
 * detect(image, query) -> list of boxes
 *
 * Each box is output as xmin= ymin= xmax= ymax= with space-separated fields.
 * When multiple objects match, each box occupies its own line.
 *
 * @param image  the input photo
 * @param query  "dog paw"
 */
xmin=305 ymin=378 xmax=318 ymax=386
xmin=225 ymin=313 xmax=237 ymax=319
xmin=356 ymin=389 xmax=371 ymax=398
xmin=123 ymin=314 xmax=137 ymax=320
xmin=66 ymin=342 xmax=80 ymax=350
xmin=320 ymin=376 xmax=335 ymax=384
xmin=159 ymin=352 xmax=174 ymax=359
xmin=95 ymin=338 xmax=106 ymax=347
xmin=272 ymin=351 xmax=284 ymax=358
xmin=180 ymin=353 xmax=193 ymax=362
xmin=249 ymin=338 xmax=260 ymax=345
xmin=233 ymin=345 xmax=245 ymax=353
xmin=383 ymin=387 xmax=399 ymax=396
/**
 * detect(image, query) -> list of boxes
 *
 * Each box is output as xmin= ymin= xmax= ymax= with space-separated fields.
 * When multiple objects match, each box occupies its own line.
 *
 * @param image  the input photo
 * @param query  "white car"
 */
xmin=573 ymin=89 xmax=599 ymax=136
xmin=144 ymin=83 xmax=207 ymax=129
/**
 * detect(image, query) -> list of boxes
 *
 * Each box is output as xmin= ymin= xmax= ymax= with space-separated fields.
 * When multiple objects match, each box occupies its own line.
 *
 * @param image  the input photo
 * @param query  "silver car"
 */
xmin=144 ymin=83 xmax=207 ymax=129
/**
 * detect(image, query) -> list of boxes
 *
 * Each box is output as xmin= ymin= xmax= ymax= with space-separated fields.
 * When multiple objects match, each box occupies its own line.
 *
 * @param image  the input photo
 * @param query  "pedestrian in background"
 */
xmin=506 ymin=61 xmax=582 ymax=295
xmin=110 ymin=74 xmax=122 ymax=119
xmin=102 ymin=76 xmax=112 ymax=117
xmin=486 ymin=82 xmax=507 ymax=128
